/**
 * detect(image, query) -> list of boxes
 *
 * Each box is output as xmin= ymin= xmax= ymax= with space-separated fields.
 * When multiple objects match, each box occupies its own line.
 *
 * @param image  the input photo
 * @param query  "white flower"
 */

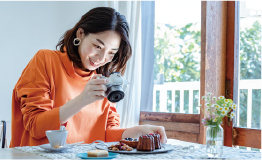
xmin=224 ymin=99 xmax=230 ymax=103
xmin=215 ymin=105 xmax=220 ymax=109
xmin=206 ymin=108 xmax=210 ymax=111
xmin=221 ymin=110 xmax=227 ymax=115
xmin=205 ymin=103 xmax=210 ymax=107
xmin=218 ymin=96 xmax=225 ymax=100
xmin=229 ymin=103 xmax=237 ymax=110
xmin=230 ymin=112 xmax=235 ymax=117
xmin=212 ymin=97 xmax=217 ymax=101
xmin=202 ymin=96 xmax=205 ymax=100
xmin=222 ymin=103 xmax=226 ymax=107
xmin=213 ymin=118 xmax=217 ymax=122
xmin=218 ymin=107 xmax=224 ymax=111
xmin=211 ymin=104 xmax=216 ymax=108
xmin=224 ymin=107 xmax=229 ymax=112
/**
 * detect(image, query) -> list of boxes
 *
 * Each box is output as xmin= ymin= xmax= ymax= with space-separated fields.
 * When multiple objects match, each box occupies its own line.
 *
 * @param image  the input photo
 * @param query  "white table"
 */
xmin=0 ymin=139 xmax=260 ymax=159
xmin=0 ymin=139 xmax=200 ymax=159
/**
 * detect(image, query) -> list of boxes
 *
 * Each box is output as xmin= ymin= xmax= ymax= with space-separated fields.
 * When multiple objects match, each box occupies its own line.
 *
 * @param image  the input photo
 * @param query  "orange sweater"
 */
xmin=10 ymin=49 xmax=126 ymax=147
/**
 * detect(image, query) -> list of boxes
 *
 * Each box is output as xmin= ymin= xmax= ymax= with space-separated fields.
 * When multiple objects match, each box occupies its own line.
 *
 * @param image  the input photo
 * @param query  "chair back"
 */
xmin=0 ymin=120 xmax=7 ymax=148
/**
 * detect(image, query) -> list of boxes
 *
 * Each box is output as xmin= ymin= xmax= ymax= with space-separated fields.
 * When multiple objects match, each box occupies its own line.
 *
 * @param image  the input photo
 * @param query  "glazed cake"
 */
xmin=136 ymin=134 xmax=155 ymax=151
xmin=151 ymin=133 xmax=161 ymax=149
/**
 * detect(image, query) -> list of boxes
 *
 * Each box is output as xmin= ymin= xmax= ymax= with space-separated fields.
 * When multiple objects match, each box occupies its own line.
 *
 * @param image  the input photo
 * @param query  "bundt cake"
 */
xmin=151 ymin=133 xmax=161 ymax=149
xmin=136 ymin=134 xmax=155 ymax=151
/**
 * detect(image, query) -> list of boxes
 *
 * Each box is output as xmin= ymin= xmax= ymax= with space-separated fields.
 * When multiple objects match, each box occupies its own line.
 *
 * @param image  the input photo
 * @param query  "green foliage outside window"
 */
xmin=154 ymin=21 xmax=261 ymax=129
xmin=154 ymin=23 xmax=201 ymax=82
xmin=240 ymin=21 xmax=261 ymax=80
xmin=239 ymin=21 xmax=261 ymax=129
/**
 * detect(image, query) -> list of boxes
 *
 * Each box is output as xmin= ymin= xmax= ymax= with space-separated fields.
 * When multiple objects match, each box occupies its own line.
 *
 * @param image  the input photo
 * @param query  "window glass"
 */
xmin=153 ymin=1 xmax=201 ymax=113
xmin=237 ymin=1 xmax=261 ymax=129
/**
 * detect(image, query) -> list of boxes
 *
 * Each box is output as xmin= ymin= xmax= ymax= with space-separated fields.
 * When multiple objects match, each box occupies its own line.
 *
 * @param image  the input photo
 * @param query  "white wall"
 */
xmin=0 ymin=1 xmax=110 ymax=144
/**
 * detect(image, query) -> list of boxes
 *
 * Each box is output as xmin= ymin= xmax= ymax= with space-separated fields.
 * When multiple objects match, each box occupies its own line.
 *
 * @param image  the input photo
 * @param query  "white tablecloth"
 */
xmin=14 ymin=143 xmax=261 ymax=160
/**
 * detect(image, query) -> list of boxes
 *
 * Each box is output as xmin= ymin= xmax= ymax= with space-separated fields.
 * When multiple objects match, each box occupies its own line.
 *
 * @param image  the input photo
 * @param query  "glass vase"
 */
xmin=206 ymin=124 xmax=224 ymax=157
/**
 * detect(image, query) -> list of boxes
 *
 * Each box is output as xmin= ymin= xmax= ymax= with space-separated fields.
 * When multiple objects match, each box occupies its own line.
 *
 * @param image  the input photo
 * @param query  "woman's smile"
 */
xmin=89 ymin=58 xmax=101 ymax=67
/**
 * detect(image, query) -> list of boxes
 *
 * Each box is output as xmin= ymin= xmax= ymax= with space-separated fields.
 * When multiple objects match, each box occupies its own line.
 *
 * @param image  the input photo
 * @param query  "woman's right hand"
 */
xmin=59 ymin=74 xmax=108 ymax=124
xmin=79 ymin=74 xmax=108 ymax=105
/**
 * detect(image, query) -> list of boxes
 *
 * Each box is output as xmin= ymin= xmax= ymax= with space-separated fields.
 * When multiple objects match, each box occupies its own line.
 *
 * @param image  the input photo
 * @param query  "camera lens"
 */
xmin=108 ymin=91 xmax=124 ymax=102
xmin=106 ymin=85 xmax=124 ymax=102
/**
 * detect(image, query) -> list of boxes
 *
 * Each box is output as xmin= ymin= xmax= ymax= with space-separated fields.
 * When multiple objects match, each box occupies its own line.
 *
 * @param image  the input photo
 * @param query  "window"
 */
xmin=237 ymin=1 xmax=261 ymax=130
xmin=153 ymin=1 xmax=201 ymax=113
xmin=233 ymin=1 xmax=261 ymax=151
xmin=140 ymin=2 xmax=202 ymax=143
xmin=140 ymin=1 xmax=261 ymax=147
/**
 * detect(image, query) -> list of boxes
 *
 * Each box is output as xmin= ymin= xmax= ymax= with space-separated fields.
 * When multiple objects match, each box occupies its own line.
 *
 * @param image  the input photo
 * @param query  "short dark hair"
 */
xmin=56 ymin=7 xmax=132 ymax=76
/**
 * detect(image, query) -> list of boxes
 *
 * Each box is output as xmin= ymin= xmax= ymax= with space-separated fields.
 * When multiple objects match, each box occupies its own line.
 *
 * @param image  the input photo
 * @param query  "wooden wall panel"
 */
xmin=139 ymin=120 xmax=200 ymax=133
xmin=224 ymin=1 xmax=235 ymax=147
xmin=140 ymin=111 xmax=200 ymax=123
xmin=139 ymin=112 xmax=200 ymax=142
xmin=166 ymin=131 xmax=198 ymax=143
xmin=200 ymin=1 xmax=227 ymax=144
xmin=233 ymin=127 xmax=261 ymax=149
xmin=200 ymin=1 xmax=207 ymax=145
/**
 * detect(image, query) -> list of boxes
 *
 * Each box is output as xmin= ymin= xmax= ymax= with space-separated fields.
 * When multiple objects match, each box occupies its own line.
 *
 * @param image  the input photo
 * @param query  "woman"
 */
xmin=10 ymin=7 xmax=167 ymax=147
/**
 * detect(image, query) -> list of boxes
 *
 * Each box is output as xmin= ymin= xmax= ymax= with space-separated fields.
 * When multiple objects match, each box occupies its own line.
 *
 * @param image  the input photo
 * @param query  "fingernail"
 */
xmin=105 ymin=79 xmax=108 ymax=83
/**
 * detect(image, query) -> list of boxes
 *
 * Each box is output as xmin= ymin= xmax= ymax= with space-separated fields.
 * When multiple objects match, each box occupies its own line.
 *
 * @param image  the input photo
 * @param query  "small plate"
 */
xmin=96 ymin=142 xmax=174 ymax=154
xmin=38 ymin=143 xmax=74 ymax=152
xmin=76 ymin=152 xmax=119 ymax=159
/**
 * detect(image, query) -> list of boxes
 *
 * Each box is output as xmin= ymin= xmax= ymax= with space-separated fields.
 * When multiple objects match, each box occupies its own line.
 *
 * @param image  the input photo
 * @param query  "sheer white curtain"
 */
xmin=107 ymin=1 xmax=141 ymax=128
xmin=140 ymin=1 xmax=155 ymax=112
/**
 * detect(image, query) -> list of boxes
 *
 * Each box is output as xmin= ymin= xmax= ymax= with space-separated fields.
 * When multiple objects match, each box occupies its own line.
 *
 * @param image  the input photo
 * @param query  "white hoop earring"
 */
xmin=73 ymin=38 xmax=81 ymax=46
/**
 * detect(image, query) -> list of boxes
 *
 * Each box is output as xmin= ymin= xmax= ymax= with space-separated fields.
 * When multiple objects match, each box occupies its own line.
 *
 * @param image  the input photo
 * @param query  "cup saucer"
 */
xmin=39 ymin=143 xmax=74 ymax=152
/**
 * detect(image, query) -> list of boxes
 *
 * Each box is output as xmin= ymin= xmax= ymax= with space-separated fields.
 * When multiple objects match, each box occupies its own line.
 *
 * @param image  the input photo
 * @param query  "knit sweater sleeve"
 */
xmin=105 ymin=103 xmax=126 ymax=142
xmin=15 ymin=50 xmax=60 ymax=139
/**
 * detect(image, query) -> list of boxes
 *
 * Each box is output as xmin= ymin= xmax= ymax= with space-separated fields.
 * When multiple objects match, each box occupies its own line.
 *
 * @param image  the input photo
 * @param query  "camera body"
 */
xmin=97 ymin=72 xmax=129 ymax=102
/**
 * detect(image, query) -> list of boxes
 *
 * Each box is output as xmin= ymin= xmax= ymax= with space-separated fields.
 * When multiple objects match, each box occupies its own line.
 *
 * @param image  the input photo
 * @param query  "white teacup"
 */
xmin=45 ymin=130 xmax=68 ymax=148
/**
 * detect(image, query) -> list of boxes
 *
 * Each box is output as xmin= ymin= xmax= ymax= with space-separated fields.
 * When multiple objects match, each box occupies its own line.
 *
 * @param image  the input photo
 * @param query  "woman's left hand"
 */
xmin=122 ymin=125 xmax=167 ymax=143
